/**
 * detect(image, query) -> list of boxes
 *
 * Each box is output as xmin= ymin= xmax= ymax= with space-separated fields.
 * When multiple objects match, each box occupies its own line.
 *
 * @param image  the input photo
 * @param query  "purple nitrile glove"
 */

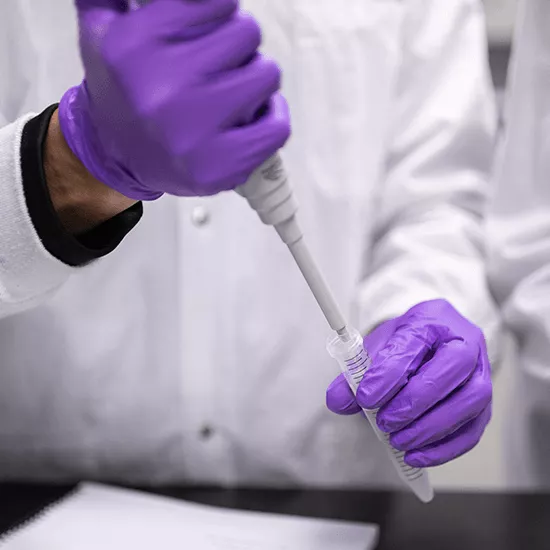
xmin=59 ymin=0 xmax=290 ymax=201
xmin=326 ymin=299 xmax=492 ymax=468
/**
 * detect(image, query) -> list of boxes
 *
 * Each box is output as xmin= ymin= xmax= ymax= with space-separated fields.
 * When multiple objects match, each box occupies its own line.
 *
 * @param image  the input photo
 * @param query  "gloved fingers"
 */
xmin=185 ymin=93 xmax=290 ymax=193
xmin=134 ymin=0 xmax=238 ymax=41
xmin=209 ymin=55 xmax=283 ymax=128
xmin=142 ymin=51 xmax=282 ymax=151
xmin=388 ymin=367 xmax=492 ymax=451
xmin=362 ymin=319 xmax=399 ymax=357
xmin=325 ymin=320 xmax=398 ymax=417
xmin=193 ymin=12 xmax=262 ymax=73
xmin=75 ymin=0 xmax=127 ymax=40
xmin=356 ymin=321 xmax=442 ymax=410
xmin=326 ymin=374 xmax=362 ymax=416
xmin=236 ymin=89 xmax=290 ymax=141
xmin=375 ymin=339 xmax=479 ymax=433
xmin=404 ymin=404 xmax=492 ymax=468
xmin=96 ymin=1 xmax=239 ymax=72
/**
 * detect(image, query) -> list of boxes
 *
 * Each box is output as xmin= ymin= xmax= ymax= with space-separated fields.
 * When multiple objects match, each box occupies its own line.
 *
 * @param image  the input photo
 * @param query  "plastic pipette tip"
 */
xmin=336 ymin=327 xmax=351 ymax=342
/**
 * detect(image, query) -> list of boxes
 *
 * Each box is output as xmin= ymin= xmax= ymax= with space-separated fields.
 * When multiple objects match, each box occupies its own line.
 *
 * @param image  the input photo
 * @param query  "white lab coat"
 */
xmin=488 ymin=0 xmax=550 ymax=490
xmin=0 ymin=0 xmax=499 ymax=488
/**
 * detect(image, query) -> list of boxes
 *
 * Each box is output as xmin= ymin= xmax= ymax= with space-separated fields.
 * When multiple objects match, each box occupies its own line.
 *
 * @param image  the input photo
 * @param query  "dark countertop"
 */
xmin=0 ymin=484 xmax=547 ymax=549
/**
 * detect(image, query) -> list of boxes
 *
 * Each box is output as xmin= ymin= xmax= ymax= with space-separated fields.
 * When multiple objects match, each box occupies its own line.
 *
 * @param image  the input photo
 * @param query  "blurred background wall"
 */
xmin=430 ymin=0 xmax=517 ymax=491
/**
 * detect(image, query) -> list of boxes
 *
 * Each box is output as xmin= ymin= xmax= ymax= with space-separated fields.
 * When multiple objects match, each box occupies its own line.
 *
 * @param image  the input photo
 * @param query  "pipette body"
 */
xmin=238 ymin=154 xmax=434 ymax=502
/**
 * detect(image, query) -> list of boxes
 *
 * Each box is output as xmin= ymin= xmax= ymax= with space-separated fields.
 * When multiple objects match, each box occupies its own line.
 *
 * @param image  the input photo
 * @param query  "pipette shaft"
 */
xmin=237 ymin=154 xmax=347 ymax=334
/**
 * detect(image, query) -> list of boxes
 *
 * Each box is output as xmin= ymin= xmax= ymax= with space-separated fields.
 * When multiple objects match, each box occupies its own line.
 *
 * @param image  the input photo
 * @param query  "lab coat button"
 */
xmin=191 ymin=206 xmax=210 ymax=227
xmin=200 ymin=425 xmax=214 ymax=440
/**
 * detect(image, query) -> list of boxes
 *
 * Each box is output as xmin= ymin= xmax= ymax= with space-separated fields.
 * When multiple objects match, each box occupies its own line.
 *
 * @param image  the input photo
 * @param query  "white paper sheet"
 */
xmin=1 ymin=483 xmax=378 ymax=550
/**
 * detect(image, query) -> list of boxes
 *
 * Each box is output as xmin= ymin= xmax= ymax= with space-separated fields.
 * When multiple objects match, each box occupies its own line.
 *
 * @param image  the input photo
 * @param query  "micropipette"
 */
xmin=238 ymin=153 xmax=434 ymax=503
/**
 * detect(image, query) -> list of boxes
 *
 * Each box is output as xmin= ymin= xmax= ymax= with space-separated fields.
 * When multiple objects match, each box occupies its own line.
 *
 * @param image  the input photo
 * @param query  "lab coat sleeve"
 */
xmin=488 ymin=0 xmax=550 ymax=389
xmin=0 ymin=114 xmax=73 ymax=318
xmin=355 ymin=0 xmax=502 ymax=363
xmin=0 ymin=109 xmax=144 ymax=319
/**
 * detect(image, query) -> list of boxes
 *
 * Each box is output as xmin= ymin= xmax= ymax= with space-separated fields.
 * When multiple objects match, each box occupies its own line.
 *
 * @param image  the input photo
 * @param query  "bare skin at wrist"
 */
xmin=44 ymin=110 xmax=137 ymax=235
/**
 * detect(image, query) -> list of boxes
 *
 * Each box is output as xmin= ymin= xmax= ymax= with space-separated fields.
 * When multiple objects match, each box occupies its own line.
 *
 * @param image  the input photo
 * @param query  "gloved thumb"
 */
xmin=326 ymin=374 xmax=362 ymax=416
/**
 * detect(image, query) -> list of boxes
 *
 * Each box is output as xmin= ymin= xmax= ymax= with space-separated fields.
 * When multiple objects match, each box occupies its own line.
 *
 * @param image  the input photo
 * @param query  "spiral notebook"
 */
xmin=0 ymin=483 xmax=378 ymax=549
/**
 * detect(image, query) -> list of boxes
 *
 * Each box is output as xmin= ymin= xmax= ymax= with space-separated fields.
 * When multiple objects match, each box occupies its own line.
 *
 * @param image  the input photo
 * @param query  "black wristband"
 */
xmin=20 ymin=105 xmax=143 ymax=267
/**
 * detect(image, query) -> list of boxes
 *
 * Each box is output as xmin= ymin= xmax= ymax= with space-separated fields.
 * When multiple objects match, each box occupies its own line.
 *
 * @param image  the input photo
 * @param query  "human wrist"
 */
xmin=58 ymin=86 xmax=163 ymax=202
xmin=44 ymin=109 xmax=137 ymax=235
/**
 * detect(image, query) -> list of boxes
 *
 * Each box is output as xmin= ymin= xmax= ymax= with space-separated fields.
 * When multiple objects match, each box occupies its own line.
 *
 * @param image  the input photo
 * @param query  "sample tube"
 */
xmin=327 ymin=327 xmax=434 ymax=503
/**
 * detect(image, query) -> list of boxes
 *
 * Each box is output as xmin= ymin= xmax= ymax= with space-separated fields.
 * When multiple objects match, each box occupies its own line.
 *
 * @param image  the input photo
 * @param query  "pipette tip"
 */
xmin=336 ymin=326 xmax=351 ymax=342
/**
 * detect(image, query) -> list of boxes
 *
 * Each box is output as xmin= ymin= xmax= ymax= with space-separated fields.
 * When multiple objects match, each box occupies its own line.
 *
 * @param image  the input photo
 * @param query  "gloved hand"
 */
xmin=326 ymin=299 xmax=492 ymax=468
xmin=59 ymin=0 xmax=290 ymax=201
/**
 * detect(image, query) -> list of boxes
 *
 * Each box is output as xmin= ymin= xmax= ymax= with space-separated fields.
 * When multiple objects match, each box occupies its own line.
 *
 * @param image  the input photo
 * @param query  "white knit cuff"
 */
xmin=0 ymin=114 xmax=72 ymax=316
